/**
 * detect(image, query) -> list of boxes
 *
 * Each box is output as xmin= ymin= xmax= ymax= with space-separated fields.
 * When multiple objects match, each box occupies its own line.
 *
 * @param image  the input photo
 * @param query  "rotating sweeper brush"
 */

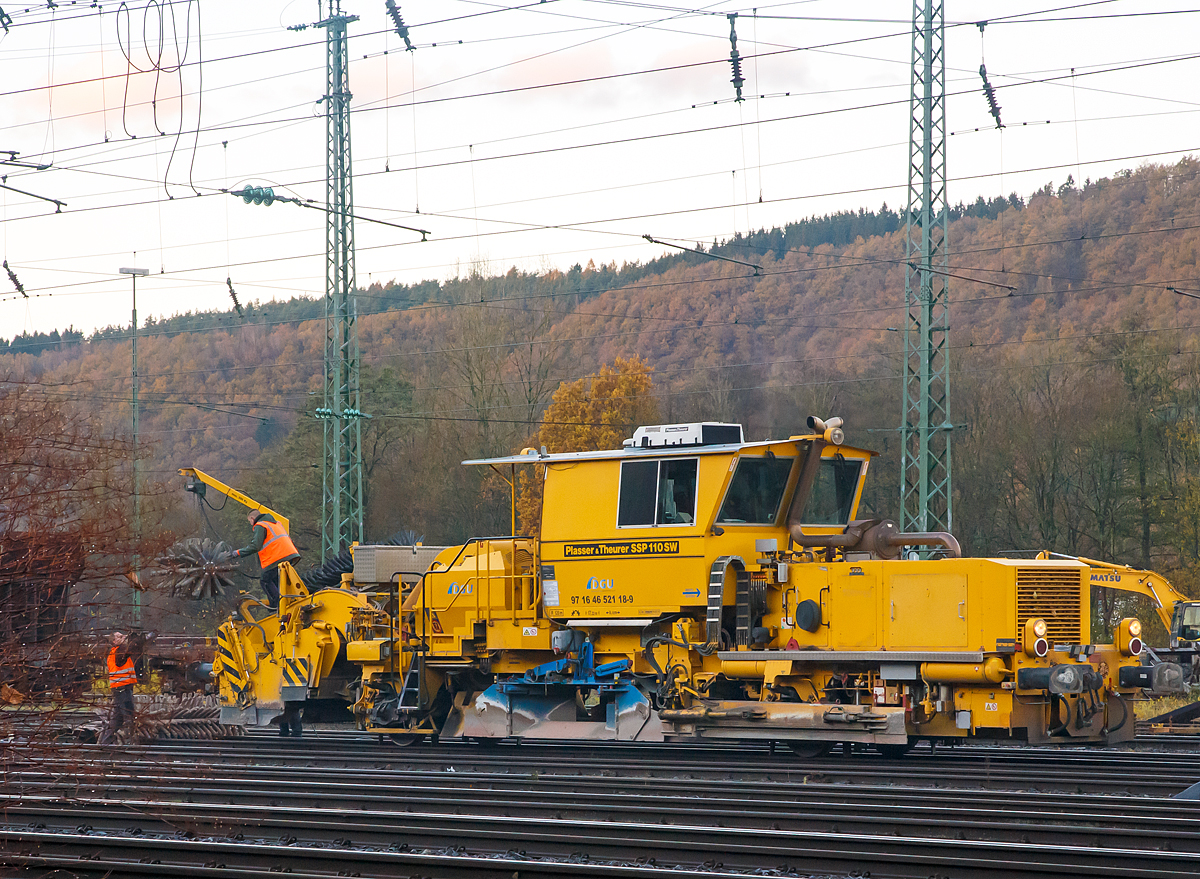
xmin=154 ymin=538 xmax=239 ymax=599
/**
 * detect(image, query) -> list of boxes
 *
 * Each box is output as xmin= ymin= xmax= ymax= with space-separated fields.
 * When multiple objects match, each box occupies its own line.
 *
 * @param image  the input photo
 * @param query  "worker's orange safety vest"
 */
xmin=257 ymin=518 xmax=299 ymax=569
xmin=107 ymin=646 xmax=137 ymax=689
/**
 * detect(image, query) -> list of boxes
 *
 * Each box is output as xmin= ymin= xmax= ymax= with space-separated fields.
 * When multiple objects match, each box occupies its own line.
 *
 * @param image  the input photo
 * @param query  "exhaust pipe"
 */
xmin=786 ymin=432 xmax=961 ymax=559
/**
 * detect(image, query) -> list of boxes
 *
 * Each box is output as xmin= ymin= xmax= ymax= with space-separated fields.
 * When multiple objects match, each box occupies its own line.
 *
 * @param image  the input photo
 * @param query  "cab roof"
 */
xmin=462 ymin=434 xmax=877 ymax=467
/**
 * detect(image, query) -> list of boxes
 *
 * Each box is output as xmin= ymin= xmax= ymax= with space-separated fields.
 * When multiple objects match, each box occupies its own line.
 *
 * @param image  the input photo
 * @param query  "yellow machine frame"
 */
xmin=182 ymin=467 xmax=371 ymax=728
xmin=344 ymin=419 xmax=1182 ymax=749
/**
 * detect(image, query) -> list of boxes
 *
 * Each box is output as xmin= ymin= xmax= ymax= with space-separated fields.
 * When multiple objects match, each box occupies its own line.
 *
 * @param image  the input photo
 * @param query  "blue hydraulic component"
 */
xmin=522 ymin=655 xmax=574 ymax=682
xmin=514 ymin=637 xmax=631 ymax=689
xmin=594 ymin=659 xmax=633 ymax=677
xmin=471 ymin=636 xmax=651 ymax=740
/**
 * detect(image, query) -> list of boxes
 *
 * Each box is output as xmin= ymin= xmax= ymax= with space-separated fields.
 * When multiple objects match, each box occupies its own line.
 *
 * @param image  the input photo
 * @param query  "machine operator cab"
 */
xmin=1172 ymin=602 xmax=1200 ymax=644
xmin=613 ymin=421 xmax=866 ymax=532
xmin=464 ymin=418 xmax=915 ymax=631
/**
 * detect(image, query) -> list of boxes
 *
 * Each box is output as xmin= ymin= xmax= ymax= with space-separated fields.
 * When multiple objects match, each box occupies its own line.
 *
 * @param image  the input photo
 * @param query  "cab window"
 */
xmin=717 ymin=456 xmax=795 ymax=524
xmin=1179 ymin=605 xmax=1200 ymax=642
xmin=618 ymin=458 xmax=698 ymax=527
xmin=798 ymin=456 xmax=863 ymax=525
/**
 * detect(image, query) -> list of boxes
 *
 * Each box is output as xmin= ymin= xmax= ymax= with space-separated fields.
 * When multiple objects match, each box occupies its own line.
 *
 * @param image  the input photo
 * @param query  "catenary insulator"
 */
xmin=728 ymin=13 xmax=744 ymax=102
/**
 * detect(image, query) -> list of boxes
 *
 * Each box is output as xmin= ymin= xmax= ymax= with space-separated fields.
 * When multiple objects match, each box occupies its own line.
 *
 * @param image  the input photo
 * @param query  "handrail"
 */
xmin=425 ymin=536 xmax=536 ymax=616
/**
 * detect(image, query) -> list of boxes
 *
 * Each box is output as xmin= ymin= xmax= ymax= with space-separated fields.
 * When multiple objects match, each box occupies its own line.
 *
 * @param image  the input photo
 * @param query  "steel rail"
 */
xmin=4 ymin=768 xmax=1197 ymax=823
xmin=2 ymin=811 xmax=1196 ymax=878
xmin=122 ymin=730 xmax=1200 ymax=759
xmin=5 ymin=787 xmax=1200 ymax=852
xmin=8 ymin=759 xmax=1199 ymax=819
xmin=5 ymin=738 xmax=1200 ymax=877
xmin=4 ymin=756 xmax=1197 ymax=798
xmin=5 ymin=743 xmax=1198 ymax=796
xmin=70 ymin=733 xmax=1200 ymax=771
xmin=26 ymin=732 xmax=1200 ymax=769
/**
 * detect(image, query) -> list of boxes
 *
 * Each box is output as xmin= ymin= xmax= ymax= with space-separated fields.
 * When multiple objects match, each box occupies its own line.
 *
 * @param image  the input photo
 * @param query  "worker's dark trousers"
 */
xmin=100 ymin=686 xmax=135 ymax=744
xmin=261 ymin=566 xmax=281 ymax=608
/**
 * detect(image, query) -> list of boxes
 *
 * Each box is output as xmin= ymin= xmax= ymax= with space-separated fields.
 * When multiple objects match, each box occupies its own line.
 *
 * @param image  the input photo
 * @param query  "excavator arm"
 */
xmin=179 ymin=466 xmax=306 ymax=604
xmin=1040 ymin=552 xmax=1184 ymax=636
xmin=179 ymin=467 xmax=290 ymax=534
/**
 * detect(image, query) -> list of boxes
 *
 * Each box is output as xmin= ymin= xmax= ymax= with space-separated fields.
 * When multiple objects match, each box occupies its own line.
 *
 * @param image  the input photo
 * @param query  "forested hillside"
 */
xmin=5 ymin=158 xmax=1200 ymax=632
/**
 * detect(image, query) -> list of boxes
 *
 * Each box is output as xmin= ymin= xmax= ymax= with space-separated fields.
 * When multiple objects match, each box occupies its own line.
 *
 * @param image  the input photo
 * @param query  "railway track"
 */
xmin=3 ymin=735 xmax=1200 ymax=877
xmin=14 ymin=733 xmax=1198 ymax=795
xmin=8 ymin=704 xmax=1200 ymax=749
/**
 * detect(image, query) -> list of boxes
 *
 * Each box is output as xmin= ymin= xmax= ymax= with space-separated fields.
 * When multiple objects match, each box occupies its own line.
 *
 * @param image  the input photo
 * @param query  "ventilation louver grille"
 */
xmin=514 ymin=548 xmax=535 ymax=575
xmin=1016 ymin=568 xmax=1083 ymax=645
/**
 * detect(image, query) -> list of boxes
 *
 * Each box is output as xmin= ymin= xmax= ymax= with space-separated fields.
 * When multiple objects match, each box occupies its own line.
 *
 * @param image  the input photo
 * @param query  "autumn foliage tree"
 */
xmin=515 ymin=356 xmax=660 ymax=532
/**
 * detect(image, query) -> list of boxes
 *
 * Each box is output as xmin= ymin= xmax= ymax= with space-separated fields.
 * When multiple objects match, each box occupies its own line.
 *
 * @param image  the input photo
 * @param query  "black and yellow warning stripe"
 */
xmin=282 ymin=656 xmax=311 ymax=688
xmin=215 ymin=626 xmax=248 ymax=693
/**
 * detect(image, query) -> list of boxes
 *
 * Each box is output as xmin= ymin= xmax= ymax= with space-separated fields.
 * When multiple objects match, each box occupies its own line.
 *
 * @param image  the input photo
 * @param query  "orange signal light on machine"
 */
xmin=1023 ymin=617 xmax=1049 ymax=657
xmin=1117 ymin=617 xmax=1143 ymax=656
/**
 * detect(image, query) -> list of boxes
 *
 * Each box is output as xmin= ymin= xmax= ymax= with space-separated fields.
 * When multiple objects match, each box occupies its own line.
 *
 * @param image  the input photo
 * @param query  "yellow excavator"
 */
xmin=180 ymin=468 xmax=375 ymax=733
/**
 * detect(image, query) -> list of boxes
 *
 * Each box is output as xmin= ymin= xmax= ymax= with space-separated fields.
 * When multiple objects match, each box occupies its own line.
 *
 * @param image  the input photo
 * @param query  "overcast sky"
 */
xmin=1 ymin=0 xmax=1198 ymax=340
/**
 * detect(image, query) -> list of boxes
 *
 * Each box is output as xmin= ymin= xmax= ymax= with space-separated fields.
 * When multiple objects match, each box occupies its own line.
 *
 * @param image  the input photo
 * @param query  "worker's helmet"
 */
xmin=109 ymin=632 xmax=126 ymax=645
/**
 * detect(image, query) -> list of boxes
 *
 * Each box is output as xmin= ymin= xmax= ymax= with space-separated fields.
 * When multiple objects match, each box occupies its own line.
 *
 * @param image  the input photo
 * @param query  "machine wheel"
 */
xmin=389 ymin=733 xmax=423 ymax=747
xmin=876 ymin=741 xmax=916 ymax=759
xmin=784 ymin=739 xmax=833 ymax=759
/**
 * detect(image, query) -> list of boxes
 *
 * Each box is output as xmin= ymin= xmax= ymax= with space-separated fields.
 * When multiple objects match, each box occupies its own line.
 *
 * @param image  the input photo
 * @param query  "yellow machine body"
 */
xmin=340 ymin=422 xmax=1179 ymax=747
xmin=210 ymin=560 xmax=373 ymax=726
xmin=181 ymin=467 xmax=382 ymax=728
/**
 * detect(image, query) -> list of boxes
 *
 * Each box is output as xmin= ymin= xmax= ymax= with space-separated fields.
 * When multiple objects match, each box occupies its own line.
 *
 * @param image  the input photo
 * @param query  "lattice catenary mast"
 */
xmin=317 ymin=1 xmax=365 ymax=561
xmin=900 ymin=0 xmax=951 ymax=539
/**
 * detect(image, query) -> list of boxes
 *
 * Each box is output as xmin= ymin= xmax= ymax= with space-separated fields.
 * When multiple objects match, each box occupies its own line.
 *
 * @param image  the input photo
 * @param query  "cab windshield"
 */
xmin=1179 ymin=604 xmax=1200 ymax=642
xmin=798 ymin=456 xmax=864 ymax=526
xmin=717 ymin=456 xmax=795 ymax=524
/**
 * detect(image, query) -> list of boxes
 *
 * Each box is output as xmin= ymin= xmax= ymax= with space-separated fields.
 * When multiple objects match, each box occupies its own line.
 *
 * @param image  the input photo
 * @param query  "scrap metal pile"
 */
xmin=133 ymin=694 xmax=244 ymax=742
xmin=83 ymin=694 xmax=244 ymax=744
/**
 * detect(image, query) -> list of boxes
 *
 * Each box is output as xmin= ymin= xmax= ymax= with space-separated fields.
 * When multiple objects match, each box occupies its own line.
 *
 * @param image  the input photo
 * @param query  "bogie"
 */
xmin=785 ymin=740 xmax=833 ymax=759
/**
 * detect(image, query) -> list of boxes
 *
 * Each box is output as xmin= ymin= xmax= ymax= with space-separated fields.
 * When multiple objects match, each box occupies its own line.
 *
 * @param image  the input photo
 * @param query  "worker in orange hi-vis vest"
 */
xmin=99 ymin=631 xmax=152 ymax=744
xmin=231 ymin=510 xmax=300 ymax=609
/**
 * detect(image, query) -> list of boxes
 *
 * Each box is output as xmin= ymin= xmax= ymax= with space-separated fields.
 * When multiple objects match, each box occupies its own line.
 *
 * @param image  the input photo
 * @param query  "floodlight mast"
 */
xmin=119 ymin=266 xmax=149 ymax=627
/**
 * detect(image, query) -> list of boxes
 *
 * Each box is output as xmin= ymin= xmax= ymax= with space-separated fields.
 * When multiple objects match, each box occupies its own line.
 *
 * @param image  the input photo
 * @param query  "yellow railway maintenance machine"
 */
xmin=180 ymin=467 xmax=374 ymax=728
xmin=182 ymin=467 xmax=440 ymax=729
xmin=347 ymin=419 xmax=1183 ymax=752
xmin=212 ymin=545 xmax=444 ymax=729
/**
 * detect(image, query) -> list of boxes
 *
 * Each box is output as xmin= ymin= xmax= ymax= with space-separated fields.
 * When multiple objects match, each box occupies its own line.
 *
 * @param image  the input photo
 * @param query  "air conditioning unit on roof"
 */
xmin=623 ymin=422 xmax=744 ymax=449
